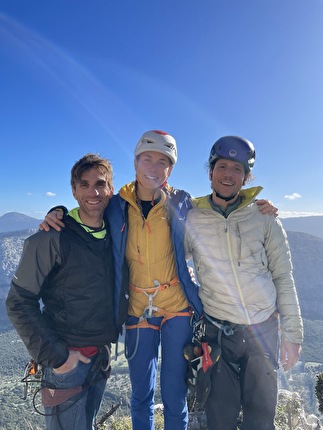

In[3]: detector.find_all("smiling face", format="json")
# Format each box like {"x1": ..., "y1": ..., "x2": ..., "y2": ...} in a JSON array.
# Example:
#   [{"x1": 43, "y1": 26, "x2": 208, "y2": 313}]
[
  {"x1": 210, "y1": 158, "x2": 246, "y2": 205},
  {"x1": 72, "y1": 167, "x2": 114, "y2": 227},
  {"x1": 134, "y1": 151, "x2": 173, "y2": 200}
]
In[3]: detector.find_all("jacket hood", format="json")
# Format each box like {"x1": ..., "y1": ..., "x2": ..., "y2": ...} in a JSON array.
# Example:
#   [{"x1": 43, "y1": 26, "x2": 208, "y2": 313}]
[{"x1": 118, "y1": 182, "x2": 136, "y2": 205}]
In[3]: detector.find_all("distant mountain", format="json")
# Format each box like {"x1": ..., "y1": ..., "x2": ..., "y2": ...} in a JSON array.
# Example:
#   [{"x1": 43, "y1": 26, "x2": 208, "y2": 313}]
[
  {"x1": 1, "y1": 212, "x2": 322, "y2": 239},
  {"x1": 0, "y1": 212, "x2": 41, "y2": 233},
  {"x1": 281, "y1": 215, "x2": 323, "y2": 240},
  {"x1": 0, "y1": 229, "x2": 36, "y2": 293},
  {"x1": 0, "y1": 226, "x2": 322, "y2": 319},
  {"x1": 287, "y1": 231, "x2": 323, "y2": 321},
  {"x1": 0, "y1": 221, "x2": 322, "y2": 305}
]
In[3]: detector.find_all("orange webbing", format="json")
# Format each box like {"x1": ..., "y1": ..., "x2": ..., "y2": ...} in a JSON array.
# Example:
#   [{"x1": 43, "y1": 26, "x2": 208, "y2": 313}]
[
  {"x1": 125, "y1": 320, "x2": 160, "y2": 330},
  {"x1": 129, "y1": 276, "x2": 179, "y2": 294},
  {"x1": 125, "y1": 307, "x2": 192, "y2": 331}
]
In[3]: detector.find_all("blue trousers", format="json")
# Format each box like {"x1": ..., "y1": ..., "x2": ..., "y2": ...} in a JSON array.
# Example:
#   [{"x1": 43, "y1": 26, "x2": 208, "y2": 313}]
[
  {"x1": 125, "y1": 312, "x2": 192, "y2": 430},
  {"x1": 42, "y1": 357, "x2": 107, "y2": 430}
]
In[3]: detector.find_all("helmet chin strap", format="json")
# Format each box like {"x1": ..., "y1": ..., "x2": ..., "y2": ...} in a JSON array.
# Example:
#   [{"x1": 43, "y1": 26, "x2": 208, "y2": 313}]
[
  {"x1": 214, "y1": 190, "x2": 239, "y2": 202},
  {"x1": 135, "y1": 176, "x2": 168, "y2": 206}
]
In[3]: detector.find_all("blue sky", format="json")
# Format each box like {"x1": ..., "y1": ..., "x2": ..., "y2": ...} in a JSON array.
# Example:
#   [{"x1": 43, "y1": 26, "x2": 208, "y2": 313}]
[{"x1": 1, "y1": 0, "x2": 323, "y2": 219}]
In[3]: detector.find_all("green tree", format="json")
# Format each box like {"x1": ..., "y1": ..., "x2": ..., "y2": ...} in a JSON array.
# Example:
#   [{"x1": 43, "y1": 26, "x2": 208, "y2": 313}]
[{"x1": 315, "y1": 372, "x2": 323, "y2": 413}]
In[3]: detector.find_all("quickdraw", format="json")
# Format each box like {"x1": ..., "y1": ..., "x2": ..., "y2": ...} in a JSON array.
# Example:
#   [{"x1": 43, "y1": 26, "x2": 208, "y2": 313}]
[
  {"x1": 21, "y1": 346, "x2": 112, "y2": 416},
  {"x1": 21, "y1": 358, "x2": 43, "y2": 401}
]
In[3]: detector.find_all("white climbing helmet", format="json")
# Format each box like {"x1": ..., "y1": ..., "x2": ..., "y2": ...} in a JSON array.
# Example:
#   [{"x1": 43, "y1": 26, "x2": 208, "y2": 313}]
[{"x1": 134, "y1": 130, "x2": 178, "y2": 165}]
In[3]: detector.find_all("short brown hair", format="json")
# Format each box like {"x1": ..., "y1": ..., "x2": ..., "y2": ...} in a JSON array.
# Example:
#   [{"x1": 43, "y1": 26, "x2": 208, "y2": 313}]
[{"x1": 70, "y1": 153, "x2": 113, "y2": 189}]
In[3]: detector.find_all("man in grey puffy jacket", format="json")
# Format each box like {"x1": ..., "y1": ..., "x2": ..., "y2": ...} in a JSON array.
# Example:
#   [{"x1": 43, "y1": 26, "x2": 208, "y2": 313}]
[{"x1": 185, "y1": 136, "x2": 303, "y2": 430}]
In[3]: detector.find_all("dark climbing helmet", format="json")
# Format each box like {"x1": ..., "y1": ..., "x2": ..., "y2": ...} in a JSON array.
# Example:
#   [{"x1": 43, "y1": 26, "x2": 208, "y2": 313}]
[{"x1": 208, "y1": 136, "x2": 256, "y2": 173}]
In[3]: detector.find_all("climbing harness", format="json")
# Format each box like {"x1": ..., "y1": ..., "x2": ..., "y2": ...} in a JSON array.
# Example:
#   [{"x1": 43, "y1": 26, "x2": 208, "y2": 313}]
[
  {"x1": 125, "y1": 277, "x2": 192, "y2": 360},
  {"x1": 204, "y1": 313, "x2": 236, "y2": 336},
  {"x1": 127, "y1": 276, "x2": 191, "y2": 329},
  {"x1": 183, "y1": 313, "x2": 238, "y2": 406},
  {"x1": 185, "y1": 312, "x2": 280, "y2": 407},
  {"x1": 21, "y1": 345, "x2": 112, "y2": 416}
]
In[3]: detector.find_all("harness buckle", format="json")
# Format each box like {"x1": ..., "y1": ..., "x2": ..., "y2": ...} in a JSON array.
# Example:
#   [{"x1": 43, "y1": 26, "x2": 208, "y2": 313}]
[{"x1": 204, "y1": 313, "x2": 236, "y2": 336}]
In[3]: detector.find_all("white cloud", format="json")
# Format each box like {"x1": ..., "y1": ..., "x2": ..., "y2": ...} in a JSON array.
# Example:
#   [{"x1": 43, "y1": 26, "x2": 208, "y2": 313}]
[
  {"x1": 279, "y1": 211, "x2": 323, "y2": 219},
  {"x1": 45, "y1": 192, "x2": 56, "y2": 197},
  {"x1": 284, "y1": 193, "x2": 301, "y2": 200}
]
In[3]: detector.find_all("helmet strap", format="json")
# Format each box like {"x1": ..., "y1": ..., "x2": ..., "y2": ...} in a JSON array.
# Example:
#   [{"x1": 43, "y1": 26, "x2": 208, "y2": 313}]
[
  {"x1": 214, "y1": 190, "x2": 239, "y2": 202},
  {"x1": 135, "y1": 177, "x2": 167, "y2": 206},
  {"x1": 150, "y1": 180, "x2": 167, "y2": 205}
]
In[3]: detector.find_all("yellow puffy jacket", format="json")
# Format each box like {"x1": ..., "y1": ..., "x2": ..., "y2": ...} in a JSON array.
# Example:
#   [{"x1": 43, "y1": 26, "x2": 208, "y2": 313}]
[{"x1": 119, "y1": 182, "x2": 188, "y2": 318}]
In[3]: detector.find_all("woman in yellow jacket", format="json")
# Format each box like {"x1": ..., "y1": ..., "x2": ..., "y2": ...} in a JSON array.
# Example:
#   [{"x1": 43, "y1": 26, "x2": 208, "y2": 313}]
[{"x1": 118, "y1": 130, "x2": 201, "y2": 430}]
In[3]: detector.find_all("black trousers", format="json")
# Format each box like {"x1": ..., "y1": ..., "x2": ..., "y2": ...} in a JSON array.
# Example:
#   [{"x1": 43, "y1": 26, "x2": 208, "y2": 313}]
[{"x1": 204, "y1": 313, "x2": 279, "y2": 430}]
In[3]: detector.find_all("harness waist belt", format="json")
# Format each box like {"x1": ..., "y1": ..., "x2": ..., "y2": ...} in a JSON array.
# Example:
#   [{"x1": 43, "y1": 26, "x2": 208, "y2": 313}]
[
  {"x1": 129, "y1": 276, "x2": 179, "y2": 293},
  {"x1": 205, "y1": 311, "x2": 278, "y2": 329}
]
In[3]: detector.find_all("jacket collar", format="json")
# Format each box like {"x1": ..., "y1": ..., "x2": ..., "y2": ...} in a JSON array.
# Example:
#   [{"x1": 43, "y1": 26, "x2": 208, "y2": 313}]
[{"x1": 192, "y1": 186, "x2": 263, "y2": 209}]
